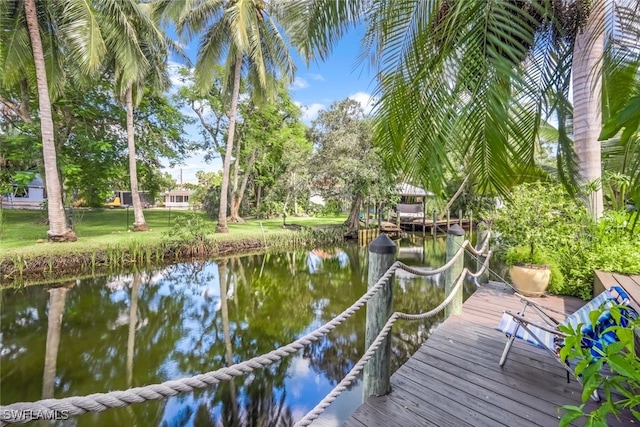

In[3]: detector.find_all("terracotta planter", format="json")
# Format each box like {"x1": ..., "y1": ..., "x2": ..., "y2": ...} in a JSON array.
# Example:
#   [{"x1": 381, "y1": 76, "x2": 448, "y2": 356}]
[{"x1": 509, "y1": 264, "x2": 551, "y2": 297}]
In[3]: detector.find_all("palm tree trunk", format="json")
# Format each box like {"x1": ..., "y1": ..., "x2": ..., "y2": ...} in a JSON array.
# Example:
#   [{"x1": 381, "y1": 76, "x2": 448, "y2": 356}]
[
  {"x1": 42, "y1": 285, "x2": 70, "y2": 398},
  {"x1": 219, "y1": 260, "x2": 240, "y2": 425},
  {"x1": 24, "y1": 0, "x2": 76, "y2": 242},
  {"x1": 126, "y1": 86, "x2": 149, "y2": 231},
  {"x1": 229, "y1": 128, "x2": 244, "y2": 223},
  {"x1": 572, "y1": 0, "x2": 604, "y2": 219},
  {"x1": 216, "y1": 56, "x2": 243, "y2": 233},
  {"x1": 126, "y1": 273, "x2": 141, "y2": 387}
]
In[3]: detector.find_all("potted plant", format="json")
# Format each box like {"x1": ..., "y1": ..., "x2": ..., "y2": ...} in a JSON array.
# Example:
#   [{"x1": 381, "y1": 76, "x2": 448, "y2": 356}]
[
  {"x1": 504, "y1": 244, "x2": 553, "y2": 297},
  {"x1": 489, "y1": 182, "x2": 574, "y2": 296}
]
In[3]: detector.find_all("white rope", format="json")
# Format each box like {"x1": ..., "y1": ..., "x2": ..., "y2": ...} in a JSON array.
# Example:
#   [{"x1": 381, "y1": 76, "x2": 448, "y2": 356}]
[
  {"x1": 469, "y1": 251, "x2": 493, "y2": 287},
  {"x1": 396, "y1": 240, "x2": 467, "y2": 276},
  {"x1": 294, "y1": 267, "x2": 469, "y2": 427}
]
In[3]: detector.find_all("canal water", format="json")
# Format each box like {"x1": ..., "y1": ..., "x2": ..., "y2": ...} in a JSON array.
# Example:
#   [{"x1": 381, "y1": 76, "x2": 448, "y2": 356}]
[{"x1": 0, "y1": 235, "x2": 482, "y2": 426}]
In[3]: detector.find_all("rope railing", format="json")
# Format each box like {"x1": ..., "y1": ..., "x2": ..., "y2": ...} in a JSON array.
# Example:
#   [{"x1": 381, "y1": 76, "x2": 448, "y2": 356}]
[
  {"x1": 295, "y1": 267, "x2": 469, "y2": 427},
  {"x1": 0, "y1": 231, "x2": 492, "y2": 426}
]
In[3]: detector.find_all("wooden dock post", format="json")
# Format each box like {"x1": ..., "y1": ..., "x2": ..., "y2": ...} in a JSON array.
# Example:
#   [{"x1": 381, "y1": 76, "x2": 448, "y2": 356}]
[
  {"x1": 475, "y1": 222, "x2": 489, "y2": 284},
  {"x1": 422, "y1": 198, "x2": 426, "y2": 237},
  {"x1": 445, "y1": 224, "x2": 465, "y2": 316},
  {"x1": 364, "y1": 233, "x2": 397, "y2": 398},
  {"x1": 432, "y1": 209, "x2": 437, "y2": 237}
]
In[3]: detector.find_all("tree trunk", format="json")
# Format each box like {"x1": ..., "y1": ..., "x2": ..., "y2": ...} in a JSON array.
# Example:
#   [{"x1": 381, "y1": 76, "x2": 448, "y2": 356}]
[
  {"x1": 441, "y1": 175, "x2": 469, "y2": 219},
  {"x1": 216, "y1": 56, "x2": 243, "y2": 233},
  {"x1": 42, "y1": 285, "x2": 70, "y2": 398},
  {"x1": 229, "y1": 131, "x2": 244, "y2": 223},
  {"x1": 256, "y1": 185, "x2": 262, "y2": 218},
  {"x1": 126, "y1": 86, "x2": 149, "y2": 231},
  {"x1": 24, "y1": 0, "x2": 76, "y2": 242},
  {"x1": 572, "y1": 0, "x2": 604, "y2": 219},
  {"x1": 344, "y1": 194, "x2": 363, "y2": 237},
  {"x1": 230, "y1": 150, "x2": 256, "y2": 222},
  {"x1": 219, "y1": 260, "x2": 240, "y2": 425},
  {"x1": 126, "y1": 273, "x2": 141, "y2": 387}
]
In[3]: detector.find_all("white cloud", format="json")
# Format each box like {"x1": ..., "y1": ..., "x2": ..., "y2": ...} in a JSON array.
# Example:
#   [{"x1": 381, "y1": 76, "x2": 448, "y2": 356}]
[
  {"x1": 292, "y1": 357, "x2": 310, "y2": 376},
  {"x1": 348, "y1": 91, "x2": 378, "y2": 115},
  {"x1": 295, "y1": 102, "x2": 325, "y2": 122},
  {"x1": 307, "y1": 73, "x2": 325, "y2": 81},
  {"x1": 167, "y1": 60, "x2": 192, "y2": 94},
  {"x1": 291, "y1": 77, "x2": 309, "y2": 90}
]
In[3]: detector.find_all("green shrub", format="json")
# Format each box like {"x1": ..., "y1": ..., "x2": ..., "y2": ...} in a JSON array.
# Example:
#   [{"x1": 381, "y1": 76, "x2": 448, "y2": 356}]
[
  {"x1": 489, "y1": 181, "x2": 589, "y2": 296},
  {"x1": 557, "y1": 211, "x2": 640, "y2": 299},
  {"x1": 489, "y1": 182, "x2": 640, "y2": 298},
  {"x1": 163, "y1": 211, "x2": 213, "y2": 245}
]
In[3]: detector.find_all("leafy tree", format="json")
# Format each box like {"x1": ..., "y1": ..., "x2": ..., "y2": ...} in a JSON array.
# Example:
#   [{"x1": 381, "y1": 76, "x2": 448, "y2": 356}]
[
  {"x1": 310, "y1": 98, "x2": 396, "y2": 235},
  {"x1": 171, "y1": 66, "x2": 228, "y2": 163},
  {"x1": 189, "y1": 170, "x2": 223, "y2": 217},
  {"x1": 235, "y1": 84, "x2": 311, "y2": 220},
  {"x1": 1, "y1": 75, "x2": 190, "y2": 208}
]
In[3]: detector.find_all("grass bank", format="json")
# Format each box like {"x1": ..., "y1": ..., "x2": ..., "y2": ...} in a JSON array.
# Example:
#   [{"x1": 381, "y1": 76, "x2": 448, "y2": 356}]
[{"x1": 0, "y1": 208, "x2": 347, "y2": 285}]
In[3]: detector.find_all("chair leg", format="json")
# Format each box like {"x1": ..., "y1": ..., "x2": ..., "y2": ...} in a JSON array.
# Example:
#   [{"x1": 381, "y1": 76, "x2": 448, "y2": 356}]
[{"x1": 500, "y1": 335, "x2": 516, "y2": 367}]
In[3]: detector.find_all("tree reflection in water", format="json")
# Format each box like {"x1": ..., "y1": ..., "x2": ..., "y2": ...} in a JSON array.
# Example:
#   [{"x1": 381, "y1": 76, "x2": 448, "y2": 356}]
[{"x1": 0, "y1": 236, "x2": 476, "y2": 426}]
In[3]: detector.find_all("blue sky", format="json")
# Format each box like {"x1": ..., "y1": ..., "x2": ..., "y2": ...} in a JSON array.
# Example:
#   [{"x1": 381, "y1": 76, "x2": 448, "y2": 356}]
[{"x1": 163, "y1": 26, "x2": 377, "y2": 184}]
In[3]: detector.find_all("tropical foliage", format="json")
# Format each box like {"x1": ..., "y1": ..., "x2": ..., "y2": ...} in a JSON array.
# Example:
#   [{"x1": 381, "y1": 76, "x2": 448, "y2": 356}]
[
  {"x1": 559, "y1": 304, "x2": 640, "y2": 426},
  {"x1": 491, "y1": 181, "x2": 640, "y2": 298},
  {"x1": 161, "y1": 0, "x2": 298, "y2": 233},
  {"x1": 286, "y1": 0, "x2": 640, "y2": 219}
]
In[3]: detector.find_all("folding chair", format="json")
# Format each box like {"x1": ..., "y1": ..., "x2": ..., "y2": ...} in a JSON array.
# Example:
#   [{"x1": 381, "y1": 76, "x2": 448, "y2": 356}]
[{"x1": 496, "y1": 286, "x2": 637, "y2": 399}]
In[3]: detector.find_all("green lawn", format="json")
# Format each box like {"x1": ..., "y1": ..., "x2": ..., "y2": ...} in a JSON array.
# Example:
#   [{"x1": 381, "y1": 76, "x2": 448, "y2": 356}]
[{"x1": 0, "y1": 208, "x2": 347, "y2": 260}]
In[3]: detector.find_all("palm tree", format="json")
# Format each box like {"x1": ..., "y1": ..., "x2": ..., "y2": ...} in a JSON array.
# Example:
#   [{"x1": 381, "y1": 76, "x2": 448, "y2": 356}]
[
  {"x1": 108, "y1": 1, "x2": 176, "y2": 232},
  {"x1": 287, "y1": 0, "x2": 639, "y2": 220},
  {"x1": 21, "y1": 0, "x2": 76, "y2": 241},
  {"x1": 572, "y1": 0, "x2": 605, "y2": 218},
  {"x1": 160, "y1": 0, "x2": 296, "y2": 233}
]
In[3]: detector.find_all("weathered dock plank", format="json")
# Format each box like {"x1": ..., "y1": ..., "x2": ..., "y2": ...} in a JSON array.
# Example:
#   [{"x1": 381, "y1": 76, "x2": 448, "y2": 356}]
[{"x1": 345, "y1": 281, "x2": 636, "y2": 426}]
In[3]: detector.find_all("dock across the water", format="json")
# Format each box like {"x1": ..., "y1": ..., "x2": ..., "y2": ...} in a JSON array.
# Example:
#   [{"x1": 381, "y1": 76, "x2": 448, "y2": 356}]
[{"x1": 345, "y1": 281, "x2": 635, "y2": 427}]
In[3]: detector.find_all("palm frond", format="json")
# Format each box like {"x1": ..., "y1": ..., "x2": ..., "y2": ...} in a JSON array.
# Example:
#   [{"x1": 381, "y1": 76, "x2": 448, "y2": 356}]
[
  {"x1": 56, "y1": 0, "x2": 106, "y2": 76},
  {"x1": 283, "y1": 0, "x2": 367, "y2": 63},
  {"x1": 194, "y1": 19, "x2": 229, "y2": 93}
]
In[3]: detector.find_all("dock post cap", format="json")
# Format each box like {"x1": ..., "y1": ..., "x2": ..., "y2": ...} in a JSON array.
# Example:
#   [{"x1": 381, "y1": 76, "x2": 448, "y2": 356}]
[
  {"x1": 447, "y1": 224, "x2": 465, "y2": 236},
  {"x1": 369, "y1": 233, "x2": 397, "y2": 254}
]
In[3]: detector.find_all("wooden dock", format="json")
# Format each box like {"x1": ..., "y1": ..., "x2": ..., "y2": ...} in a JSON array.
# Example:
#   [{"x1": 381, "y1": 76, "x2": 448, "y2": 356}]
[
  {"x1": 345, "y1": 281, "x2": 635, "y2": 427},
  {"x1": 399, "y1": 218, "x2": 473, "y2": 234}
]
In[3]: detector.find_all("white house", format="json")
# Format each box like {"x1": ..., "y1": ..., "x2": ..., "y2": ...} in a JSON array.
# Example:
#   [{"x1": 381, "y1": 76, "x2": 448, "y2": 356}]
[
  {"x1": 164, "y1": 189, "x2": 194, "y2": 209},
  {"x1": 1, "y1": 175, "x2": 46, "y2": 208}
]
